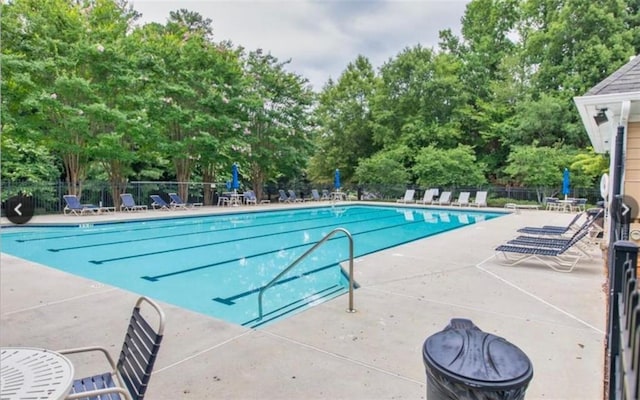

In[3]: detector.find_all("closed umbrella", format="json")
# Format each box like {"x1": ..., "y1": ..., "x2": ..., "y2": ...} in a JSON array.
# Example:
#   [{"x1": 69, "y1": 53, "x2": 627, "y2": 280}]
[
  {"x1": 334, "y1": 169, "x2": 341, "y2": 191},
  {"x1": 232, "y1": 163, "x2": 239, "y2": 192},
  {"x1": 562, "y1": 168, "x2": 570, "y2": 199}
]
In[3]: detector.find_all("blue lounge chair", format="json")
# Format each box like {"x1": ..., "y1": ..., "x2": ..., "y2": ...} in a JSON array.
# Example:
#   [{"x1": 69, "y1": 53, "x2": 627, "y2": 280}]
[
  {"x1": 120, "y1": 193, "x2": 148, "y2": 212},
  {"x1": 307, "y1": 189, "x2": 321, "y2": 202},
  {"x1": 63, "y1": 195, "x2": 98, "y2": 216},
  {"x1": 59, "y1": 296, "x2": 165, "y2": 400},
  {"x1": 244, "y1": 190, "x2": 258, "y2": 205},
  {"x1": 168, "y1": 193, "x2": 202, "y2": 209},
  {"x1": 517, "y1": 211, "x2": 592, "y2": 236},
  {"x1": 495, "y1": 229, "x2": 589, "y2": 272},
  {"x1": 278, "y1": 190, "x2": 289, "y2": 203},
  {"x1": 287, "y1": 190, "x2": 303, "y2": 203},
  {"x1": 150, "y1": 195, "x2": 170, "y2": 210}
]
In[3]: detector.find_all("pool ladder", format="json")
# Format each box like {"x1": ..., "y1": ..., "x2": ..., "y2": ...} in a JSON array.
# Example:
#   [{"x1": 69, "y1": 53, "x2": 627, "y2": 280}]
[{"x1": 257, "y1": 227, "x2": 356, "y2": 321}]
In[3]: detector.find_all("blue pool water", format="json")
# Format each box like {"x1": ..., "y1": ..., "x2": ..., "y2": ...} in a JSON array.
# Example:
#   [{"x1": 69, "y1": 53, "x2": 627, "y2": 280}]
[{"x1": 1, "y1": 205, "x2": 504, "y2": 327}]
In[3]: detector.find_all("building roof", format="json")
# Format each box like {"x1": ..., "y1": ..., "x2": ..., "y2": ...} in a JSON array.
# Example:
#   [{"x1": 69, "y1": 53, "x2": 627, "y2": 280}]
[
  {"x1": 574, "y1": 54, "x2": 640, "y2": 153},
  {"x1": 585, "y1": 55, "x2": 640, "y2": 96}
]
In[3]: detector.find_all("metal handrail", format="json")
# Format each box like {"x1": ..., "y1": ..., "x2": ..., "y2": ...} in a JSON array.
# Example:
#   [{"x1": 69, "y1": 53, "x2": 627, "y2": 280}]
[{"x1": 257, "y1": 228, "x2": 355, "y2": 320}]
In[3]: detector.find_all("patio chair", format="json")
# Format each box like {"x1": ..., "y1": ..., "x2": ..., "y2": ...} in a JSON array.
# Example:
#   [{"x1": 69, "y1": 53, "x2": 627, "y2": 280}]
[
  {"x1": 244, "y1": 190, "x2": 258, "y2": 205},
  {"x1": 149, "y1": 195, "x2": 170, "y2": 211},
  {"x1": 59, "y1": 296, "x2": 166, "y2": 400},
  {"x1": 321, "y1": 189, "x2": 331, "y2": 201},
  {"x1": 278, "y1": 190, "x2": 290, "y2": 203},
  {"x1": 516, "y1": 211, "x2": 589, "y2": 236},
  {"x1": 545, "y1": 197, "x2": 560, "y2": 211},
  {"x1": 287, "y1": 190, "x2": 304, "y2": 202},
  {"x1": 452, "y1": 192, "x2": 471, "y2": 206},
  {"x1": 168, "y1": 193, "x2": 203, "y2": 209},
  {"x1": 63, "y1": 195, "x2": 99, "y2": 216},
  {"x1": 435, "y1": 191, "x2": 452, "y2": 205},
  {"x1": 495, "y1": 229, "x2": 589, "y2": 272},
  {"x1": 417, "y1": 189, "x2": 437, "y2": 205},
  {"x1": 396, "y1": 189, "x2": 415, "y2": 203},
  {"x1": 507, "y1": 215, "x2": 601, "y2": 255},
  {"x1": 307, "y1": 189, "x2": 322, "y2": 202},
  {"x1": 120, "y1": 193, "x2": 148, "y2": 212},
  {"x1": 470, "y1": 191, "x2": 488, "y2": 207}
]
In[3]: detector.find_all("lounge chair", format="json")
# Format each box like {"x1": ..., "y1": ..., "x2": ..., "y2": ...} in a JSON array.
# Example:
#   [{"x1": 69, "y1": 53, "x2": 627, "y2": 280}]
[
  {"x1": 58, "y1": 296, "x2": 165, "y2": 400},
  {"x1": 507, "y1": 215, "x2": 601, "y2": 255},
  {"x1": 120, "y1": 193, "x2": 148, "y2": 212},
  {"x1": 63, "y1": 195, "x2": 98, "y2": 216},
  {"x1": 470, "y1": 191, "x2": 488, "y2": 207},
  {"x1": 244, "y1": 190, "x2": 258, "y2": 205},
  {"x1": 396, "y1": 189, "x2": 416, "y2": 203},
  {"x1": 495, "y1": 229, "x2": 589, "y2": 272},
  {"x1": 168, "y1": 192, "x2": 203, "y2": 209},
  {"x1": 288, "y1": 190, "x2": 303, "y2": 203},
  {"x1": 278, "y1": 190, "x2": 290, "y2": 203},
  {"x1": 435, "y1": 191, "x2": 452, "y2": 205},
  {"x1": 150, "y1": 194, "x2": 170, "y2": 210},
  {"x1": 517, "y1": 211, "x2": 587, "y2": 236},
  {"x1": 307, "y1": 189, "x2": 322, "y2": 202},
  {"x1": 417, "y1": 189, "x2": 437, "y2": 205},
  {"x1": 452, "y1": 192, "x2": 470, "y2": 206}
]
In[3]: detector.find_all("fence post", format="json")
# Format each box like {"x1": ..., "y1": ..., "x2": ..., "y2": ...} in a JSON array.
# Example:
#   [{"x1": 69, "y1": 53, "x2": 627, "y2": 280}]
[{"x1": 608, "y1": 240, "x2": 638, "y2": 400}]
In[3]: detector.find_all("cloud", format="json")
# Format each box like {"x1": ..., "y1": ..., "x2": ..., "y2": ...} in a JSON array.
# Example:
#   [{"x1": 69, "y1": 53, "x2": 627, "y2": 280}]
[{"x1": 131, "y1": 0, "x2": 470, "y2": 91}]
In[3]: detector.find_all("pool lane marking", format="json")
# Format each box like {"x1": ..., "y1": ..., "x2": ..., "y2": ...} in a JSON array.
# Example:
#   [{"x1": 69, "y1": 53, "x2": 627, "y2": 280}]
[
  {"x1": 22, "y1": 207, "x2": 377, "y2": 244},
  {"x1": 213, "y1": 263, "x2": 343, "y2": 305},
  {"x1": 45, "y1": 208, "x2": 382, "y2": 251},
  {"x1": 262, "y1": 331, "x2": 424, "y2": 385},
  {"x1": 476, "y1": 254, "x2": 604, "y2": 334},
  {"x1": 133, "y1": 217, "x2": 453, "y2": 283},
  {"x1": 138, "y1": 217, "x2": 453, "y2": 283},
  {"x1": 89, "y1": 212, "x2": 407, "y2": 265}
]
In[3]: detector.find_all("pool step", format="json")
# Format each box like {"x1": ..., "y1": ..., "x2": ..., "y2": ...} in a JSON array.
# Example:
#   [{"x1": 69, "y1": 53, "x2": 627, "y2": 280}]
[{"x1": 243, "y1": 284, "x2": 349, "y2": 329}]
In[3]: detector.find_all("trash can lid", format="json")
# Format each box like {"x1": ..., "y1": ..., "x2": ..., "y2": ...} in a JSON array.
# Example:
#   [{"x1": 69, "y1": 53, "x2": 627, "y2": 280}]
[{"x1": 423, "y1": 319, "x2": 533, "y2": 390}]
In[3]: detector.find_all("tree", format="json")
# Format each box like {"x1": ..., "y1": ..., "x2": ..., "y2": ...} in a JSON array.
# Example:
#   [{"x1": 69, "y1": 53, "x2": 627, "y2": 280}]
[
  {"x1": 413, "y1": 145, "x2": 487, "y2": 187},
  {"x1": 503, "y1": 144, "x2": 582, "y2": 201},
  {"x1": 239, "y1": 49, "x2": 315, "y2": 200},
  {"x1": 309, "y1": 55, "x2": 379, "y2": 184}
]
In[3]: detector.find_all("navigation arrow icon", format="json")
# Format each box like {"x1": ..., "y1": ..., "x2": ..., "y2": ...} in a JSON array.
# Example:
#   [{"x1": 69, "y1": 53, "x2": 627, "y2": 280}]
[{"x1": 14, "y1": 203, "x2": 22, "y2": 216}]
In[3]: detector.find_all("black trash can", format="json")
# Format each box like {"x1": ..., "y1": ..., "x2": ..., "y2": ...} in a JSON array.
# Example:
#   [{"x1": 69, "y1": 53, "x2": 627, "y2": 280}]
[{"x1": 423, "y1": 318, "x2": 533, "y2": 400}]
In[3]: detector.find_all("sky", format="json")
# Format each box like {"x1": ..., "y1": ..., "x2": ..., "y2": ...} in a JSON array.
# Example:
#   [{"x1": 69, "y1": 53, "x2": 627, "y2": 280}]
[{"x1": 131, "y1": 0, "x2": 471, "y2": 91}]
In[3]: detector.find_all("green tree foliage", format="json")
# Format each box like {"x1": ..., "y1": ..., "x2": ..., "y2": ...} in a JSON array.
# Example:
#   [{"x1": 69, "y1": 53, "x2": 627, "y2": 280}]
[
  {"x1": 413, "y1": 145, "x2": 487, "y2": 187},
  {"x1": 239, "y1": 50, "x2": 315, "y2": 200},
  {"x1": 354, "y1": 147, "x2": 411, "y2": 185},
  {"x1": 309, "y1": 55, "x2": 378, "y2": 185}
]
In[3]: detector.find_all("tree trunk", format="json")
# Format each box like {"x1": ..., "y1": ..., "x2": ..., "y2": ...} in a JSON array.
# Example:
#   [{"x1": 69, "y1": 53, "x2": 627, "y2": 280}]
[
  {"x1": 202, "y1": 163, "x2": 216, "y2": 206},
  {"x1": 174, "y1": 158, "x2": 192, "y2": 202}
]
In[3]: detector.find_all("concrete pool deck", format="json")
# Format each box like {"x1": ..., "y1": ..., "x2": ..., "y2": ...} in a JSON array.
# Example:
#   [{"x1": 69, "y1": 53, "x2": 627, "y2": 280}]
[{"x1": 1, "y1": 203, "x2": 607, "y2": 399}]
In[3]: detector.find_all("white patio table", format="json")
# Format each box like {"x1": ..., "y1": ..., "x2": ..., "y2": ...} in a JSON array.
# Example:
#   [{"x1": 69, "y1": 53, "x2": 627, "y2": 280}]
[{"x1": 1, "y1": 347, "x2": 74, "y2": 400}]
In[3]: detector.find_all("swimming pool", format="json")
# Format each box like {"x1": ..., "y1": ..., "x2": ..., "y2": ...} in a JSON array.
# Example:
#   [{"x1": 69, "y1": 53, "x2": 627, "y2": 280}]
[{"x1": 1, "y1": 205, "x2": 504, "y2": 327}]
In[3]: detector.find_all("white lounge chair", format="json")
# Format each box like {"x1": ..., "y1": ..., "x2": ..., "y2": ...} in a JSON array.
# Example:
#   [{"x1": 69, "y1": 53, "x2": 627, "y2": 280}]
[
  {"x1": 436, "y1": 191, "x2": 451, "y2": 205},
  {"x1": 396, "y1": 189, "x2": 416, "y2": 203},
  {"x1": 471, "y1": 191, "x2": 488, "y2": 207},
  {"x1": 452, "y1": 192, "x2": 470, "y2": 206},
  {"x1": 417, "y1": 189, "x2": 437, "y2": 204}
]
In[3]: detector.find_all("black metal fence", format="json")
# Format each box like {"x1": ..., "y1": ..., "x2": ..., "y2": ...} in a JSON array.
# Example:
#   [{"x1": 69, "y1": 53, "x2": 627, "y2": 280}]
[
  {"x1": 608, "y1": 241, "x2": 640, "y2": 400},
  {"x1": 0, "y1": 180, "x2": 602, "y2": 215}
]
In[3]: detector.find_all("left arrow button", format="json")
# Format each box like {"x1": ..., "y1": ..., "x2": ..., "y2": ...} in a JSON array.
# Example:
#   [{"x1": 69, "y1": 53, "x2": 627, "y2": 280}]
[{"x1": 5, "y1": 195, "x2": 34, "y2": 224}]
